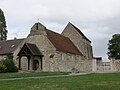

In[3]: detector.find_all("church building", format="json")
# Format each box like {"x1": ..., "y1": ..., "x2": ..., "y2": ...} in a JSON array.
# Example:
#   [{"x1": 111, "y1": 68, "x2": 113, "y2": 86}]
[{"x1": 0, "y1": 22, "x2": 93, "y2": 72}]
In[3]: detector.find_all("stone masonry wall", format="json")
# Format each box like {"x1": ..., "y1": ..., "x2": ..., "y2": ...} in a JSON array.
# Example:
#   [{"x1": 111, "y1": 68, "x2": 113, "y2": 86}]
[
  {"x1": 62, "y1": 23, "x2": 93, "y2": 60},
  {"x1": 26, "y1": 33, "x2": 56, "y2": 71},
  {"x1": 111, "y1": 59, "x2": 120, "y2": 71},
  {"x1": 0, "y1": 55, "x2": 7, "y2": 61},
  {"x1": 13, "y1": 39, "x2": 26, "y2": 67},
  {"x1": 43, "y1": 51, "x2": 92, "y2": 72}
]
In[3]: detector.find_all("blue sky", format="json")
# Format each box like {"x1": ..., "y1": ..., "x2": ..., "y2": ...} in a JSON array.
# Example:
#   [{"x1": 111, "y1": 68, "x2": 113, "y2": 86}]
[{"x1": 0, "y1": 0, "x2": 120, "y2": 60}]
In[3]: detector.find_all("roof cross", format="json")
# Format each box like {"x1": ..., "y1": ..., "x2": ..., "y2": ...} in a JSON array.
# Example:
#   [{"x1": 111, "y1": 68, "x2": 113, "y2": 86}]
[{"x1": 37, "y1": 18, "x2": 39, "y2": 22}]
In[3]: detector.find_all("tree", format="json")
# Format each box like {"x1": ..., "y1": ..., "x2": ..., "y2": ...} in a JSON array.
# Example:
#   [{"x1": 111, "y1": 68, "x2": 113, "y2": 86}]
[
  {"x1": 0, "y1": 8, "x2": 7, "y2": 40},
  {"x1": 108, "y1": 34, "x2": 120, "y2": 59}
]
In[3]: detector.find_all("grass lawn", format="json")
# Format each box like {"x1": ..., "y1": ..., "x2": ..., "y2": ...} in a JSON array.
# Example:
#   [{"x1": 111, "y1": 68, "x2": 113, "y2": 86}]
[
  {"x1": 0, "y1": 73, "x2": 120, "y2": 90},
  {"x1": 0, "y1": 72, "x2": 68, "y2": 79}
]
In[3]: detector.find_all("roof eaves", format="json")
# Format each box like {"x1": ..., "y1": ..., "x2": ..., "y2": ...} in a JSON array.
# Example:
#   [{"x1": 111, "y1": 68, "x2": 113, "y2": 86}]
[{"x1": 0, "y1": 53, "x2": 13, "y2": 55}]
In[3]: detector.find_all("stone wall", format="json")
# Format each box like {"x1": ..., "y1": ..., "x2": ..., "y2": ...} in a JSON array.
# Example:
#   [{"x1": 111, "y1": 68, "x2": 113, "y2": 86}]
[
  {"x1": 26, "y1": 34, "x2": 55, "y2": 52},
  {"x1": 62, "y1": 23, "x2": 93, "y2": 60},
  {"x1": 13, "y1": 39, "x2": 26, "y2": 67},
  {"x1": 92, "y1": 59, "x2": 120, "y2": 72},
  {"x1": 111, "y1": 59, "x2": 120, "y2": 71},
  {"x1": 92, "y1": 59, "x2": 111, "y2": 72},
  {"x1": 0, "y1": 55, "x2": 7, "y2": 61},
  {"x1": 96, "y1": 62, "x2": 111, "y2": 71},
  {"x1": 43, "y1": 51, "x2": 92, "y2": 72}
]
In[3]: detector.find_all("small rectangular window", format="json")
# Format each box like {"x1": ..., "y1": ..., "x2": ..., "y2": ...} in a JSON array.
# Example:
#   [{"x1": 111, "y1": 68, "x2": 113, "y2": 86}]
[{"x1": 36, "y1": 23, "x2": 38, "y2": 30}]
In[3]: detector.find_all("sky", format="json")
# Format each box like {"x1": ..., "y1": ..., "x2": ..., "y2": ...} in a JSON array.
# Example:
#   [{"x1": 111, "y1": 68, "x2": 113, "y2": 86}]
[{"x1": 0, "y1": 0, "x2": 120, "y2": 61}]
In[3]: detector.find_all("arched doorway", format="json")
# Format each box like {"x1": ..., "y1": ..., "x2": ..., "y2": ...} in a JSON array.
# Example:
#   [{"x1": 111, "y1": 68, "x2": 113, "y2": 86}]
[{"x1": 33, "y1": 60, "x2": 39, "y2": 70}]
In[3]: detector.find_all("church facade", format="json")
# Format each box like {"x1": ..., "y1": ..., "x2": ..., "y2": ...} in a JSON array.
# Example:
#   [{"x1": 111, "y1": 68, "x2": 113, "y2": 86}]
[{"x1": 0, "y1": 22, "x2": 93, "y2": 72}]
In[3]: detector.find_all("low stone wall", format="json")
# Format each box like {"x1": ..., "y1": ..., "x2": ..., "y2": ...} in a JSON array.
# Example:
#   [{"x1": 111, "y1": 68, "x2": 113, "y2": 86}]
[
  {"x1": 111, "y1": 59, "x2": 120, "y2": 71},
  {"x1": 58, "y1": 60, "x2": 92, "y2": 72},
  {"x1": 96, "y1": 62, "x2": 111, "y2": 71},
  {"x1": 47, "y1": 59, "x2": 92, "y2": 72},
  {"x1": 93, "y1": 59, "x2": 120, "y2": 72},
  {"x1": 92, "y1": 59, "x2": 111, "y2": 72},
  {"x1": 42, "y1": 51, "x2": 92, "y2": 72}
]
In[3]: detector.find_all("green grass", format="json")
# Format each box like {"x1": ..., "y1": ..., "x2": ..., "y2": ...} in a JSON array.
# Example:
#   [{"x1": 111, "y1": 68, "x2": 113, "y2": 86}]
[
  {"x1": 1, "y1": 73, "x2": 120, "y2": 90},
  {"x1": 0, "y1": 72, "x2": 68, "y2": 79}
]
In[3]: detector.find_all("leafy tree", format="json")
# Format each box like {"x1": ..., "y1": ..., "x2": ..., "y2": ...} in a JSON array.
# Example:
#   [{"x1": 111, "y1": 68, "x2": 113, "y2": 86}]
[
  {"x1": 0, "y1": 8, "x2": 7, "y2": 40},
  {"x1": 108, "y1": 34, "x2": 120, "y2": 59}
]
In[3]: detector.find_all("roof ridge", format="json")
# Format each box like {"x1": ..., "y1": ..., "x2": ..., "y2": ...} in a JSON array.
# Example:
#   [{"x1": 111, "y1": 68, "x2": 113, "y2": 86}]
[{"x1": 46, "y1": 29, "x2": 71, "y2": 40}]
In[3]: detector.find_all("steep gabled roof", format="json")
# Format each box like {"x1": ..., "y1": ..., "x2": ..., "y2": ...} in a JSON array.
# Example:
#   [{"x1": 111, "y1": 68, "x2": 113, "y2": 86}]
[
  {"x1": 26, "y1": 43, "x2": 42, "y2": 55},
  {"x1": 17, "y1": 43, "x2": 42, "y2": 56},
  {"x1": 69, "y1": 22, "x2": 91, "y2": 43},
  {"x1": 46, "y1": 29, "x2": 83, "y2": 55},
  {"x1": 0, "y1": 39, "x2": 25, "y2": 55}
]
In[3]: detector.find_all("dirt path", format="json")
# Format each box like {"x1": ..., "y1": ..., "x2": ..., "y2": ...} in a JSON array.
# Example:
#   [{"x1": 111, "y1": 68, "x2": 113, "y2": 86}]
[{"x1": 0, "y1": 73, "x2": 91, "y2": 81}]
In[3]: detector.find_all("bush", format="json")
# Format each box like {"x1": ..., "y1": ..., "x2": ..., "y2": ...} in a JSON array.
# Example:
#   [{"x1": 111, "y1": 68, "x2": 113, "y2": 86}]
[
  {"x1": 0, "y1": 60, "x2": 6, "y2": 73},
  {"x1": 0, "y1": 55, "x2": 18, "y2": 73},
  {"x1": 11, "y1": 66, "x2": 18, "y2": 72},
  {"x1": 3, "y1": 59, "x2": 14, "y2": 71}
]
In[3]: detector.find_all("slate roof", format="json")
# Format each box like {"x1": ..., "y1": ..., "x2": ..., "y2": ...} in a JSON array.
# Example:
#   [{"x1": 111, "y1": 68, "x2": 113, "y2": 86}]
[
  {"x1": 0, "y1": 39, "x2": 25, "y2": 55},
  {"x1": 46, "y1": 29, "x2": 83, "y2": 55}
]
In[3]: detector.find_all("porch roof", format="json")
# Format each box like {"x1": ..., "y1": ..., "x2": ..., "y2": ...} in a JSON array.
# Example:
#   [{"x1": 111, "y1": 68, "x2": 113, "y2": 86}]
[{"x1": 17, "y1": 43, "x2": 43, "y2": 56}]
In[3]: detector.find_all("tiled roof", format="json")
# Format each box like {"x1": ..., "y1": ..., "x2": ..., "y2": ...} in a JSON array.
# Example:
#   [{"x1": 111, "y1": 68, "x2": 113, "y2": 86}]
[
  {"x1": 0, "y1": 39, "x2": 25, "y2": 55},
  {"x1": 46, "y1": 29, "x2": 83, "y2": 55}
]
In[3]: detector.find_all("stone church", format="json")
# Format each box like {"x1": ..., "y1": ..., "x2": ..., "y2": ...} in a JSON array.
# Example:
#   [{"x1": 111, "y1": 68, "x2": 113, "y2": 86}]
[{"x1": 0, "y1": 22, "x2": 93, "y2": 72}]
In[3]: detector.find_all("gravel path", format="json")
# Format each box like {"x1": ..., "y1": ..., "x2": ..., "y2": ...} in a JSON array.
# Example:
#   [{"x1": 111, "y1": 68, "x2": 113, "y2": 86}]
[{"x1": 0, "y1": 72, "x2": 91, "y2": 81}]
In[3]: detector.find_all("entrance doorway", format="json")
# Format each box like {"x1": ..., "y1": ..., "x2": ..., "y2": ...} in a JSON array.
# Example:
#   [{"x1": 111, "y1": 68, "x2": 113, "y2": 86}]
[{"x1": 33, "y1": 60, "x2": 39, "y2": 70}]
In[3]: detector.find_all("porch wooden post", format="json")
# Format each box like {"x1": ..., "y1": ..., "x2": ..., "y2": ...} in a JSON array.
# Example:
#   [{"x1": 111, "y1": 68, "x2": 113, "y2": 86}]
[
  {"x1": 19, "y1": 57, "x2": 21, "y2": 70},
  {"x1": 28, "y1": 59, "x2": 30, "y2": 70},
  {"x1": 40, "y1": 57, "x2": 43, "y2": 70},
  {"x1": 28, "y1": 58, "x2": 30, "y2": 70},
  {"x1": 27, "y1": 56, "x2": 31, "y2": 70},
  {"x1": 29, "y1": 56, "x2": 33, "y2": 70},
  {"x1": 32, "y1": 56, "x2": 35, "y2": 70}
]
